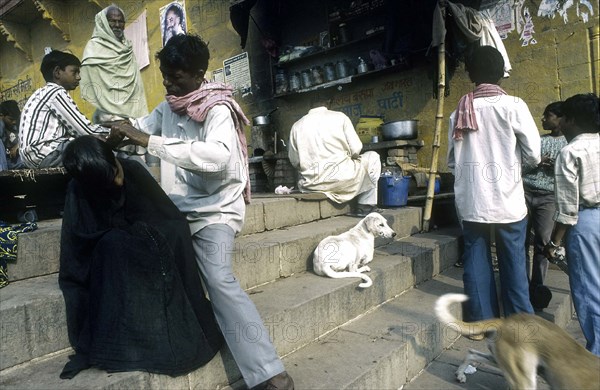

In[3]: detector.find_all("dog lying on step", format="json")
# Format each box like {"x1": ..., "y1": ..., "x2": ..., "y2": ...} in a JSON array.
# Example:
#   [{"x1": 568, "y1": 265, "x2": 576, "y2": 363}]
[
  {"x1": 312, "y1": 212, "x2": 396, "y2": 288},
  {"x1": 435, "y1": 293, "x2": 600, "y2": 389}
]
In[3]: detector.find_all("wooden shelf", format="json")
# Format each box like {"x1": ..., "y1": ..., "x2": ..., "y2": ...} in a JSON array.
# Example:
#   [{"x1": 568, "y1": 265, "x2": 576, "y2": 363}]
[
  {"x1": 273, "y1": 62, "x2": 411, "y2": 98},
  {"x1": 275, "y1": 30, "x2": 384, "y2": 67}
]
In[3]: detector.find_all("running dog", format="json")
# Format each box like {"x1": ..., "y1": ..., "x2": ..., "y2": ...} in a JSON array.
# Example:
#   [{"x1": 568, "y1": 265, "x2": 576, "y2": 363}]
[
  {"x1": 435, "y1": 293, "x2": 600, "y2": 389},
  {"x1": 312, "y1": 212, "x2": 396, "y2": 288}
]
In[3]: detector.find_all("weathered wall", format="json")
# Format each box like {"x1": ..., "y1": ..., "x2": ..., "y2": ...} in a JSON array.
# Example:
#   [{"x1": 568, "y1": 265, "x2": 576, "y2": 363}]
[{"x1": 1, "y1": 0, "x2": 598, "y2": 173}]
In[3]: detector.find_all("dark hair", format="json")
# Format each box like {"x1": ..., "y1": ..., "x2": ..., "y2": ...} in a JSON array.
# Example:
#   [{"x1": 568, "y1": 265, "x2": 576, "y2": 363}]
[
  {"x1": 561, "y1": 93, "x2": 600, "y2": 133},
  {"x1": 466, "y1": 46, "x2": 504, "y2": 84},
  {"x1": 40, "y1": 50, "x2": 81, "y2": 82},
  {"x1": 166, "y1": 3, "x2": 183, "y2": 19},
  {"x1": 543, "y1": 101, "x2": 563, "y2": 117},
  {"x1": 0, "y1": 100, "x2": 20, "y2": 119},
  {"x1": 157, "y1": 34, "x2": 209, "y2": 75},
  {"x1": 62, "y1": 136, "x2": 118, "y2": 191}
]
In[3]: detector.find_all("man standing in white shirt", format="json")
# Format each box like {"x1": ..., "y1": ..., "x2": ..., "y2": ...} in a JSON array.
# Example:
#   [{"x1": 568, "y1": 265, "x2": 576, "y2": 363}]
[
  {"x1": 19, "y1": 50, "x2": 108, "y2": 168},
  {"x1": 105, "y1": 34, "x2": 294, "y2": 390},
  {"x1": 447, "y1": 46, "x2": 540, "y2": 325},
  {"x1": 544, "y1": 93, "x2": 600, "y2": 356}
]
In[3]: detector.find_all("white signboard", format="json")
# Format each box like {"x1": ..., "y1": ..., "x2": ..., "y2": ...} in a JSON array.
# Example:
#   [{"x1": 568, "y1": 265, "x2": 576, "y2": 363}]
[{"x1": 223, "y1": 52, "x2": 252, "y2": 97}]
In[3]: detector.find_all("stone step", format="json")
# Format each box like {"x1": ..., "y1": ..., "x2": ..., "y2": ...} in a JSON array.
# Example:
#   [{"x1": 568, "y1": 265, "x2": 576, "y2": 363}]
[
  {"x1": 7, "y1": 202, "x2": 421, "y2": 285},
  {"x1": 403, "y1": 267, "x2": 575, "y2": 390},
  {"x1": 8, "y1": 259, "x2": 574, "y2": 390},
  {"x1": 281, "y1": 266, "x2": 465, "y2": 390},
  {"x1": 284, "y1": 267, "x2": 574, "y2": 390},
  {"x1": 7, "y1": 196, "x2": 417, "y2": 282},
  {"x1": 0, "y1": 229, "x2": 460, "y2": 388}
]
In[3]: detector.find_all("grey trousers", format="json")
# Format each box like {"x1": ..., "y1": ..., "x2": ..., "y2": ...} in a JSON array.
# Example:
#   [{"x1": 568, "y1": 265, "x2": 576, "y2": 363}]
[{"x1": 192, "y1": 224, "x2": 284, "y2": 388}]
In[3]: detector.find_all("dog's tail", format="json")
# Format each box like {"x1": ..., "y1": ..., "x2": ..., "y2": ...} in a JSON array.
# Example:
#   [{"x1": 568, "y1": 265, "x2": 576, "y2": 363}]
[
  {"x1": 321, "y1": 265, "x2": 373, "y2": 288},
  {"x1": 435, "y1": 293, "x2": 500, "y2": 338}
]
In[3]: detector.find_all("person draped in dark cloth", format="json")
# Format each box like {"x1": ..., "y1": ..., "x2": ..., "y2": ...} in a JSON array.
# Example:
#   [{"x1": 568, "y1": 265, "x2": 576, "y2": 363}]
[{"x1": 58, "y1": 135, "x2": 223, "y2": 379}]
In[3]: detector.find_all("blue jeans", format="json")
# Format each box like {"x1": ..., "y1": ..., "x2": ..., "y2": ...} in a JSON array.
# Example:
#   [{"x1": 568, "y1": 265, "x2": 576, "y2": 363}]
[
  {"x1": 566, "y1": 207, "x2": 600, "y2": 356},
  {"x1": 462, "y1": 218, "x2": 534, "y2": 321}
]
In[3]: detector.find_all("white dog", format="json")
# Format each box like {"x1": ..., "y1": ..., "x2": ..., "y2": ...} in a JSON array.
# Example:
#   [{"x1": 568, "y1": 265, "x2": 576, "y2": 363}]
[
  {"x1": 313, "y1": 212, "x2": 396, "y2": 288},
  {"x1": 435, "y1": 293, "x2": 600, "y2": 389}
]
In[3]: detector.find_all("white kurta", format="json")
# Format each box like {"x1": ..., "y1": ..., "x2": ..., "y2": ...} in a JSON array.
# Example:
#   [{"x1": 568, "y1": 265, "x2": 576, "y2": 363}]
[
  {"x1": 137, "y1": 103, "x2": 246, "y2": 234},
  {"x1": 288, "y1": 107, "x2": 377, "y2": 203},
  {"x1": 447, "y1": 95, "x2": 541, "y2": 223}
]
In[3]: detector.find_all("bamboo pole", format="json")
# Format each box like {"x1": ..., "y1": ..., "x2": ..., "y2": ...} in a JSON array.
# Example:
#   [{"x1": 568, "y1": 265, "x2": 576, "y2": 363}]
[{"x1": 422, "y1": 4, "x2": 446, "y2": 232}]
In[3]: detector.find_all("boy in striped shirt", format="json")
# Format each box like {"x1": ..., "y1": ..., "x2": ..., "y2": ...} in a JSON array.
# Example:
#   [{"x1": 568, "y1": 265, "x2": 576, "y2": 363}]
[{"x1": 19, "y1": 50, "x2": 108, "y2": 168}]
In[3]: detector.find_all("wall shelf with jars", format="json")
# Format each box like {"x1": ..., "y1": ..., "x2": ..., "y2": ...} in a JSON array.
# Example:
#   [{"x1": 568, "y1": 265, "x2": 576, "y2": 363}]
[{"x1": 272, "y1": 0, "x2": 390, "y2": 98}]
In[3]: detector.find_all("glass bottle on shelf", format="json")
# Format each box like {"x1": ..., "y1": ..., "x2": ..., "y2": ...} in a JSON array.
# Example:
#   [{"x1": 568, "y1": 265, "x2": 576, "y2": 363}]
[
  {"x1": 274, "y1": 68, "x2": 288, "y2": 94},
  {"x1": 289, "y1": 72, "x2": 301, "y2": 92}
]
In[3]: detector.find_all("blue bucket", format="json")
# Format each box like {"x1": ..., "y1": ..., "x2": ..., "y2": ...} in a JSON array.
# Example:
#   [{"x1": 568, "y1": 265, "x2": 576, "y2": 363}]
[{"x1": 378, "y1": 175, "x2": 411, "y2": 207}]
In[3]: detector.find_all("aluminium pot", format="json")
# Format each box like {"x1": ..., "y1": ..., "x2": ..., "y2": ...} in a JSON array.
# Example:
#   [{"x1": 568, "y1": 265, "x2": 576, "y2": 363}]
[
  {"x1": 381, "y1": 120, "x2": 418, "y2": 140},
  {"x1": 252, "y1": 107, "x2": 278, "y2": 126}
]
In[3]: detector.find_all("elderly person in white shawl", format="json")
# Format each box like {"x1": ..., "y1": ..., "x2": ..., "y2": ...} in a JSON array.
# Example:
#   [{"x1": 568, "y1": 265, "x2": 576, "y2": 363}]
[
  {"x1": 80, "y1": 5, "x2": 148, "y2": 124},
  {"x1": 288, "y1": 107, "x2": 382, "y2": 217}
]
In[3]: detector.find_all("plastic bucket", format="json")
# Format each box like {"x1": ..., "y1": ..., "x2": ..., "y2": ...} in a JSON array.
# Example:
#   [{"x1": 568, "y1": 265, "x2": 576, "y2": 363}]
[{"x1": 378, "y1": 175, "x2": 411, "y2": 207}]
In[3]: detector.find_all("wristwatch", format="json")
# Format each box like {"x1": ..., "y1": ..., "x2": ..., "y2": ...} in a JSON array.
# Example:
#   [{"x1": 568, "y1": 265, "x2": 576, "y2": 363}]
[{"x1": 548, "y1": 239, "x2": 561, "y2": 248}]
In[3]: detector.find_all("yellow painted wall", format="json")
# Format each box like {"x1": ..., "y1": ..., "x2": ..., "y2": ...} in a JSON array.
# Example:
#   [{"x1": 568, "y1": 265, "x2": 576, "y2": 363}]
[{"x1": 1, "y1": 0, "x2": 598, "y2": 174}]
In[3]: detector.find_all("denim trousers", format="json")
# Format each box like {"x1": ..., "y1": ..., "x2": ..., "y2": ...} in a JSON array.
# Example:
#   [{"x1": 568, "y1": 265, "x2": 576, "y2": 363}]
[
  {"x1": 566, "y1": 207, "x2": 600, "y2": 356},
  {"x1": 462, "y1": 218, "x2": 534, "y2": 321},
  {"x1": 192, "y1": 224, "x2": 284, "y2": 387},
  {"x1": 524, "y1": 190, "x2": 555, "y2": 286}
]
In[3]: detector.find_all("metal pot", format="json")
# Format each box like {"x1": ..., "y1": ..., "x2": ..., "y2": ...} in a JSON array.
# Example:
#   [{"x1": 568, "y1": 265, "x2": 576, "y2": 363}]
[
  {"x1": 381, "y1": 120, "x2": 418, "y2": 140},
  {"x1": 252, "y1": 108, "x2": 278, "y2": 126}
]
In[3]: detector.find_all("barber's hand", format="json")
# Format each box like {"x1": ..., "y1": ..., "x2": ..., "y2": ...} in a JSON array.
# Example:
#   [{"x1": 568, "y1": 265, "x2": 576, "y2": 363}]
[{"x1": 103, "y1": 120, "x2": 150, "y2": 148}]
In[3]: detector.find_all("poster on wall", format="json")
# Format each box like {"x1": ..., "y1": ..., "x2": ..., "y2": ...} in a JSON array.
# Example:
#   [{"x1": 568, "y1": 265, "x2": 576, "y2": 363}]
[
  {"x1": 481, "y1": 0, "x2": 515, "y2": 39},
  {"x1": 538, "y1": 0, "x2": 595, "y2": 23},
  {"x1": 160, "y1": 1, "x2": 187, "y2": 47},
  {"x1": 223, "y1": 52, "x2": 252, "y2": 97},
  {"x1": 211, "y1": 68, "x2": 225, "y2": 83}
]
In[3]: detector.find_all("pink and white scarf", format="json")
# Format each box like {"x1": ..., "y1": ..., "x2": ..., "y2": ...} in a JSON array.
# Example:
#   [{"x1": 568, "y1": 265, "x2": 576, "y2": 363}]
[
  {"x1": 166, "y1": 81, "x2": 252, "y2": 204},
  {"x1": 454, "y1": 83, "x2": 507, "y2": 140}
]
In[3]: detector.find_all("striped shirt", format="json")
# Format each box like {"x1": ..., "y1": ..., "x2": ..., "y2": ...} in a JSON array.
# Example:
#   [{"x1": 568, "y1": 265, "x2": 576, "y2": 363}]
[
  {"x1": 19, "y1": 82, "x2": 108, "y2": 168},
  {"x1": 553, "y1": 133, "x2": 600, "y2": 225}
]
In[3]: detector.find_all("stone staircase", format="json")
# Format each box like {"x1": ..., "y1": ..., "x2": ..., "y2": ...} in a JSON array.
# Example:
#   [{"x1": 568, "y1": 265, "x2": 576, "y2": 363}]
[{"x1": 0, "y1": 195, "x2": 574, "y2": 389}]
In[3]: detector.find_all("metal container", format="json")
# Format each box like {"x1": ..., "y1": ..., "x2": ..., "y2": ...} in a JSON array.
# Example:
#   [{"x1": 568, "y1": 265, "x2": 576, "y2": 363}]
[
  {"x1": 252, "y1": 108, "x2": 278, "y2": 126},
  {"x1": 357, "y1": 57, "x2": 368, "y2": 74},
  {"x1": 323, "y1": 62, "x2": 336, "y2": 82},
  {"x1": 335, "y1": 59, "x2": 350, "y2": 78},
  {"x1": 300, "y1": 69, "x2": 313, "y2": 89},
  {"x1": 381, "y1": 120, "x2": 418, "y2": 140},
  {"x1": 338, "y1": 23, "x2": 351, "y2": 44}
]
